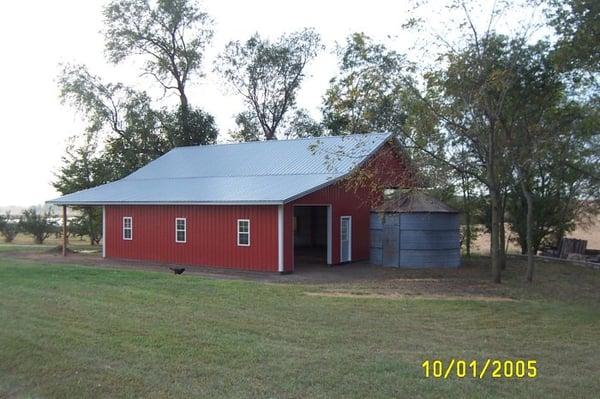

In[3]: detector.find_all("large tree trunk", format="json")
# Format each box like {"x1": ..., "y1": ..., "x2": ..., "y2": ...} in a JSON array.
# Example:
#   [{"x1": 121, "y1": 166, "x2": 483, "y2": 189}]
[
  {"x1": 520, "y1": 179, "x2": 535, "y2": 283},
  {"x1": 461, "y1": 174, "x2": 472, "y2": 257},
  {"x1": 465, "y1": 210, "x2": 472, "y2": 257},
  {"x1": 499, "y1": 193, "x2": 507, "y2": 270},
  {"x1": 499, "y1": 213, "x2": 506, "y2": 270}
]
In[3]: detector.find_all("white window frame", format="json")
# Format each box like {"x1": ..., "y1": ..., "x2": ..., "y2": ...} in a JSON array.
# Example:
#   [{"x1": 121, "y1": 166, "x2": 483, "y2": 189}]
[
  {"x1": 237, "y1": 219, "x2": 250, "y2": 246},
  {"x1": 175, "y1": 217, "x2": 187, "y2": 243},
  {"x1": 122, "y1": 217, "x2": 133, "y2": 241}
]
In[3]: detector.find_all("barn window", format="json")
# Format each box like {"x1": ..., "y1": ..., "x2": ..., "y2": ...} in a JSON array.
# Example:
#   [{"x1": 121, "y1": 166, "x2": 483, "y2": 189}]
[
  {"x1": 237, "y1": 219, "x2": 250, "y2": 246},
  {"x1": 175, "y1": 218, "x2": 186, "y2": 243},
  {"x1": 123, "y1": 217, "x2": 132, "y2": 240}
]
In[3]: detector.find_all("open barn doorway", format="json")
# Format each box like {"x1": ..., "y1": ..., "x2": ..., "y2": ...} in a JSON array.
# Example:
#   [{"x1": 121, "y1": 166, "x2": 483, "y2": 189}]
[{"x1": 293, "y1": 205, "x2": 331, "y2": 267}]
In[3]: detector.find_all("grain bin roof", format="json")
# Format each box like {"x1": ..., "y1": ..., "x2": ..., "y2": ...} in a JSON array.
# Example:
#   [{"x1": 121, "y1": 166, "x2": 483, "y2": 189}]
[
  {"x1": 48, "y1": 132, "x2": 392, "y2": 205},
  {"x1": 374, "y1": 192, "x2": 458, "y2": 213}
]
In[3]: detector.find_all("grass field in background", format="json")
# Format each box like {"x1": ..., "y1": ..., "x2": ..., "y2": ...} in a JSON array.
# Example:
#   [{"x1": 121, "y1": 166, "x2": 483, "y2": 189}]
[
  {"x1": 0, "y1": 234, "x2": 99, "y2": 254},
  {"x1": 0, "y1": 254, "x2": 598, "y2": 398},
  {"x1": 6, "y1": 233, "x2": 96, "y2": 247}
]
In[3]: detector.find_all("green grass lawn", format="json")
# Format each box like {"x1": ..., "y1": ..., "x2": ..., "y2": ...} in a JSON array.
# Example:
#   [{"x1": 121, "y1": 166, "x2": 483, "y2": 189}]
[{"x1": 0, "y1": 257, "x2": 598, "y2": 398}]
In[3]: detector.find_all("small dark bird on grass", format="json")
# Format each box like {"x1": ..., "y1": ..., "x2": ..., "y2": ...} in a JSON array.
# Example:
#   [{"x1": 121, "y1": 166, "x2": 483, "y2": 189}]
[{"x1": 169, "y1": 267, "x2": 185, "y2": 275}]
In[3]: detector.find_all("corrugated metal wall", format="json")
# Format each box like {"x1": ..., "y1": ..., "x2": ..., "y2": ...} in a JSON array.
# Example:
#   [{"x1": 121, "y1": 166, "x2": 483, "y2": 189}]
[
  {"x1": 370, "y1": 212, "x2": 461, "y2": 268},
  {"x1": 105, "y1": 205, "x2": 279, "y2": 271}
]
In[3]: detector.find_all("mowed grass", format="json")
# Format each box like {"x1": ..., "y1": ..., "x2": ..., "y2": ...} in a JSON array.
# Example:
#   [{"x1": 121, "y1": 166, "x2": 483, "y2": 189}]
[{"x1": 0, "y1": 258, "x2": 599, "y2": 398}]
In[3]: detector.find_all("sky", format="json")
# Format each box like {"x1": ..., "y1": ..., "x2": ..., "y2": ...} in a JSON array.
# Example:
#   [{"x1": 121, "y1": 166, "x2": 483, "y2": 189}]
[{"x1": 0, "y1": 0, "x2": 538, "y2": 207}]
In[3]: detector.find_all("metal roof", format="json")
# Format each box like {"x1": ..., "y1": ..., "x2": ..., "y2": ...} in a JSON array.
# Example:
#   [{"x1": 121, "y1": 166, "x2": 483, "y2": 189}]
[
  {"x1": 373, "y1": 191, "x2": 458, "y2": 213},
  {"x1": 48, "y1": 132, "x2": 392, "y2": 205}
]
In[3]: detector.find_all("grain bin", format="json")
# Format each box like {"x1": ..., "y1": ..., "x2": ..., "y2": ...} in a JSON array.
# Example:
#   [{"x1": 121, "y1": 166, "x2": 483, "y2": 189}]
[{"x1": 370, "y1": 193, "x2": 460, "y2": 268}]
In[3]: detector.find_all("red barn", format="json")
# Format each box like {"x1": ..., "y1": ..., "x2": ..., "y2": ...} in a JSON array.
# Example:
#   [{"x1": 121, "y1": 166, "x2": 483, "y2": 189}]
[{"x1": 49, "y1": 133, "x2": 412, "y2": 273}]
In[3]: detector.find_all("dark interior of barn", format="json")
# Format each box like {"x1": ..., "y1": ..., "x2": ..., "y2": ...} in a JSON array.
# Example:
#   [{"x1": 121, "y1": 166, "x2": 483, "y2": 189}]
[{"x1": 293, "y1": 206, "x2": 328, "y2": 265}]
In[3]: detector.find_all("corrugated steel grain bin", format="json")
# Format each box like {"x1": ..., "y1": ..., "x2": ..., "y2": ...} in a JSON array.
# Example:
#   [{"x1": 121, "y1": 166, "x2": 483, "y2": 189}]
[{"x1": 370, "y1": 193, "x2": 460, "y2": 268}]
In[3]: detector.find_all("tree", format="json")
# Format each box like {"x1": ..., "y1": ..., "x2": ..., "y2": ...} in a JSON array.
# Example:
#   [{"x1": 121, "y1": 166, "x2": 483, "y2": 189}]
[
  {"x1": 56, "y1": 1, "x2": 219, "y2": 220},
  {"x1": 19, "y1": 208, "x2": 57, "y2": 245},
  {"x1": 229, "y1": 111, "x2": 262, "y2": 142},
  {"x1": 497, "y1": 39, "x2": 564, "y2": 282},
  {"x1": 402, "y1": 0, "x2": 599, "y2": 283},
  {"x1": 507, "y1": 100, "x2": 600, "y2": 259},
  {"x1": 544, "y1": 0, "x2": 600, "y2": 73},
  {"x1": 58, "y1": 64, "x2": 219, "y2": 179},
  {"x1": 0, "y1": 212, "x2": 19, "y2": 243},
  {"x1": 404, "y1": 32, "x2": 525, "y2": 283},
  {"x1": 284, "y1": 109, "x2": 324, "y2": 138},
  {"x1": 217, "y1": 29, "x2": 322, "y2": 140},
  {"x1": 161, "y1": 105, "x2": 218, "y2": 147},
  {"x1": 322, "y1": 33, "x2": 409, "y2": 136},
  {"x1": 58, "y1": 64, "x2": 168, "y2": 179},
  {"x1": 53, "y1": 134, "x2": 111, "y2": 245},
  {"x1": 104, "y1": 0, "x2": 214, "y2": 112},
  {"x1": 323, "y1": 33, "x2": 451, "y2": 194},
  {"x1": 103, "y1": 0, "x2": 217, "y2": 149}
]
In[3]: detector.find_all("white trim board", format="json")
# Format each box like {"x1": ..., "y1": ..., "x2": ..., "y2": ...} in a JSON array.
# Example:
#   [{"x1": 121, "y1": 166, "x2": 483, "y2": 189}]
[{"x1": 278, "y1": 205, "x2": 284, "y2": 272}]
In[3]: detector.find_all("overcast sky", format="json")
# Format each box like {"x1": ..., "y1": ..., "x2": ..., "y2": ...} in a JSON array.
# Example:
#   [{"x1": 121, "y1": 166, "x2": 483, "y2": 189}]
[{"x1": 0, "y1": 0, "x2": 536, "y2": 207}]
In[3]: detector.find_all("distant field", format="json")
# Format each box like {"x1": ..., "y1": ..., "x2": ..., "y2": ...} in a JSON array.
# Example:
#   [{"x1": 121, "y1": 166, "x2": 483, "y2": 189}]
[
  {"x1": 0, "y1": 248, "x2": 599, "y2": 398},
  {"x1": 473, "y1": 216, "x2": 600, "y2": 254}
]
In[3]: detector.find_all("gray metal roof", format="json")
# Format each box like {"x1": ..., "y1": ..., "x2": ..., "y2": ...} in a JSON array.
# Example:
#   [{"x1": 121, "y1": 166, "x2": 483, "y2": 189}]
[{"x1": 49, "y1": 132, "x2": 392, "y2": 205}]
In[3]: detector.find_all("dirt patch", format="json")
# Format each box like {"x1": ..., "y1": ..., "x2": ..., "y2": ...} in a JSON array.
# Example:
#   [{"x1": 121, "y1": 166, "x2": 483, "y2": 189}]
[{"x1": 305, "y1": 291, "x2": 517, "y2": 302}]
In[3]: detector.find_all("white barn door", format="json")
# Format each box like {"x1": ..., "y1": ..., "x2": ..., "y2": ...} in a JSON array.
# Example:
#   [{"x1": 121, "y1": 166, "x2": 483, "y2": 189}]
[{"x1": 340, "y1": 216, "x2": 352, "y2": 263}]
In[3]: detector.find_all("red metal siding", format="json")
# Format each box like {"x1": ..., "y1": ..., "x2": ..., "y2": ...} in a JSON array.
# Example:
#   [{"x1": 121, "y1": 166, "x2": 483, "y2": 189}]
[
  {"x1": 284, "y1": 141, "x2": 413, "y2": 271},
  {"x1": 105, "y1": 205, "x2": 278, "y2": 272}
]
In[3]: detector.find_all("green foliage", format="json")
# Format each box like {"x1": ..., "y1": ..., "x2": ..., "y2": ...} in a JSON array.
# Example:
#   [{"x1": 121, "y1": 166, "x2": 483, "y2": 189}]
[
  {"x1": 507, "y1": 101, "x2": 600, "y2": 252},
  {"x1": 0, "y1": 213, "x2": 19, "y2": 243},
  {"x1": 66, "y1": 210, "x2": 103, "y2": 245},
  {"x1": 18, "y1": 209, "x2": 57, "y2": 245},
  {"x1": 161, "y1": 105, "x2": 219, "y2": 147},
  {"x1": 230, "y1": 111, "x2": 262, "y2": 142},
  {"x1": 104, "y1": 0, "x2": 213, "y2": 109},
  {"x1": 283, "y1": 109, "x2": 324, "y2": 138},
  {"x1": 217, "y1": 29, "x2": 322, "y2": 139},
  {"x1": 57, "y1": 0, "x2": 219, "y2": 198},
  {"x1": 322, "y1": 33, "x2": 410, "y2": 136},
  {"x1": 58, "y1": 65, "x2": 167, "y2": 179},
  {"x1": 53, "y1": 133, "x2": 112, "y2": 194},
  {"x1": 545, "y1": 0, "x2": 600, "y2": 73},
  {"x1": 53, "y1": 134, "x2": 109, "y2": 245}
]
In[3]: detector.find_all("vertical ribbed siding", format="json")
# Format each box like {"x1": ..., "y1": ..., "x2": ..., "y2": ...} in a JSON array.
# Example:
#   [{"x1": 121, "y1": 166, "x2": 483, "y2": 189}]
[{"x1": 105, "y1": 205, "x2": 278, "y2": 271}]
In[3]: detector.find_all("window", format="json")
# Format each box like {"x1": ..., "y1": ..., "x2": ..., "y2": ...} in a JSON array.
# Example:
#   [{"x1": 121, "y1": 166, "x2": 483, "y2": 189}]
[
  {"x1": 237, "y1": 219, "x2": 250, "y2": 246},
  {"x1": 123, "y1": 217, "x2": 132, "y2": 240},
  {"x1": 175, "y1": 218, "x2": 186, "y2": 243}
]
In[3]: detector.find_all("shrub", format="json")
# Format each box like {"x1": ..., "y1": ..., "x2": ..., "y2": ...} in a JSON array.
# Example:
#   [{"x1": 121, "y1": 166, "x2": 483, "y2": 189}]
[
  {"x1": 0, "y1": 212, "x2": 19, "y2": 243},
  {"x1": 19, "y1": 208, "x2": 57, "y2": 244}
]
